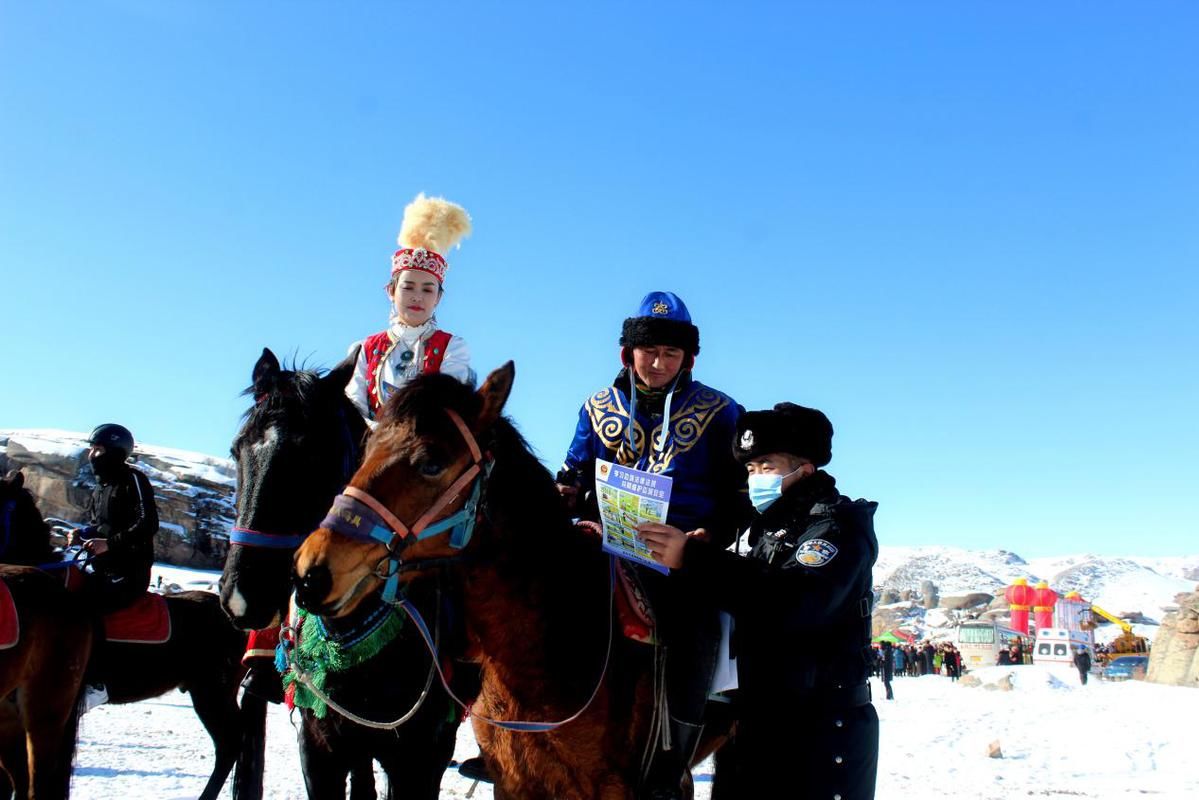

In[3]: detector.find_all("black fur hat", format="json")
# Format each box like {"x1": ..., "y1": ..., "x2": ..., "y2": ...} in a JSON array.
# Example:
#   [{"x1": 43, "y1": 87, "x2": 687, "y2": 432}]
[
  {"x1": 734, "y1": 403, "x2": 833, "y2": 467},
  {"x1": 619, "y1": 291, "x2": 701, "y2": 359}
]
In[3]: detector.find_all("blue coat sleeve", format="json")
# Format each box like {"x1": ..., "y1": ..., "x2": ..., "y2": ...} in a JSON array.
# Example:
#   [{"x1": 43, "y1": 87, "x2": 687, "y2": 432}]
[{"x1": 562, "y1": 402, "x2": 597, "y2": 475}]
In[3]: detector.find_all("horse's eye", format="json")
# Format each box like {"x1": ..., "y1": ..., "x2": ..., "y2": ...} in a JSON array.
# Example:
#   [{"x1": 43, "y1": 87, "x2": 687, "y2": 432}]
[{"x1": 418, "y1": 461, "x2": 444, "y2": 478}]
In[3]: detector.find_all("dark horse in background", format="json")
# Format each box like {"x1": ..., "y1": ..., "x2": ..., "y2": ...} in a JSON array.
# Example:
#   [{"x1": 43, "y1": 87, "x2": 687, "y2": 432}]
[
  {"x1": 0, "y1": 471, "x2": 91, "y2": 799},
  {"x1": 0, "y1": 470, "x2": 257, "y2": 800},
  {"x1": 293, "y1": 365, "x2": 730, "y2": 800},
  {"x1": 221, "y1": 348, "x2": 461, "y2": 800}
]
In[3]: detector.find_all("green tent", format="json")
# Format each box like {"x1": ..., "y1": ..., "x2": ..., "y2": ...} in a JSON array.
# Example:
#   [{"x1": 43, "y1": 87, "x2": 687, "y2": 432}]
[{"x1": 872, "y1": 631, "x2": 903, "y2": 644}]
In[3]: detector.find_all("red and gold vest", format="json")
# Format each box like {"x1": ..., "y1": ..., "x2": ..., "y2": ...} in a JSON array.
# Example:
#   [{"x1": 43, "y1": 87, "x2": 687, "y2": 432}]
[{"x1": 362, "y1": 329, "x2": 454, "y2": 417}]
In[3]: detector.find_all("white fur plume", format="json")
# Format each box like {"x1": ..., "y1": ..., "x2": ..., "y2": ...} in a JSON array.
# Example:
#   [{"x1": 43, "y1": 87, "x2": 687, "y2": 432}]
[{"x1": 397, "y1": 193, "x2": 472, "y2": 254}]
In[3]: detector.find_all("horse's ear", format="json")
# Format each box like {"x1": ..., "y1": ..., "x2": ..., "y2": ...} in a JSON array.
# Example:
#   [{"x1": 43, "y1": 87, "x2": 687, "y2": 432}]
[
  {"x1": 4, "y1": 469, "x2": 23, "y2": 489},
  {"x1": 475, "y1": 361, "x2": 515, "y2": 431},
  {"x1": 252, "y1": 348, "x2": 281, "y2": 395},
  {"x1": 321, "y1": 345, "x2": 360, "y2": 395}
]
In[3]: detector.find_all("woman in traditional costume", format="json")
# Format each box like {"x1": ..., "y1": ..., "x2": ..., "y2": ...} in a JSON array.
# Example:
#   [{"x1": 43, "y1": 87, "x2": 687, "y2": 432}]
[{"x1": 346, "y1": 193, "x2": 474, "y2": 423}]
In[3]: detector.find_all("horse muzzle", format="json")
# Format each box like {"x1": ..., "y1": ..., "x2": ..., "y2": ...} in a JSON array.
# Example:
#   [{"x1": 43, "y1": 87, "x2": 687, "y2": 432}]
[{"x1": 293, "y1": 527, "x2": 382, "y2": 617}]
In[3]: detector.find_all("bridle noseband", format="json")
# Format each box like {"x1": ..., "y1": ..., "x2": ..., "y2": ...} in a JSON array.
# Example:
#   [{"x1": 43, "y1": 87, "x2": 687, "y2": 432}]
[{"x1": 318, "y1": 408, "x2": 491, "y2": 603}]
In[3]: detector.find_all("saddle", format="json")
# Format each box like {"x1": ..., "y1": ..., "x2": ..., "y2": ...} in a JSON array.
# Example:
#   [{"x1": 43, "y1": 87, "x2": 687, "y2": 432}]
[
  {"x1": 243, "y1": 625, "x2": 280, "y2": 663},
  {"x1": 103, "y1": 593, "x2": 171, "y2": 644},
  {"x1": 572, "y1": 521, "x2": 658, "y2": 645},
  {"x1": 0, "y1": 579, "x2": 18, "y2": 650}
]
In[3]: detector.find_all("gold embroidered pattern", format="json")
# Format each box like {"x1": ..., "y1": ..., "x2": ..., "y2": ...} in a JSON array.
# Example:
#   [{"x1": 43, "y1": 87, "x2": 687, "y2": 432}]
[
  {"x1": 586, "y1": 388, "x2": 645, "y2": 465},
  {"x1": 645, "y1": 388, "x2": 728, "y2": 473},
  {"x1": 586, "y1": 386, "x2": 730, "y2": 473}
]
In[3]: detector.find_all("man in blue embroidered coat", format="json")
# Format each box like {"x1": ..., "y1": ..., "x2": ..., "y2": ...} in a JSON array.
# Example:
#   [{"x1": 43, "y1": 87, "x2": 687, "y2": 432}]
[{"x1": 558, "y1": 291, "x2": 751, "y2": 800}]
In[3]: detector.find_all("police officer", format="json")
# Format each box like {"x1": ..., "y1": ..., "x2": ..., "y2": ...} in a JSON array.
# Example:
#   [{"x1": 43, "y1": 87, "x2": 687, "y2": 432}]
[
  {"x1": 71, "y1": 423, "x2": 159, "y2": 612},
  {"x1": 639, "y1": 403, "x2": 880, "y2": 799}
]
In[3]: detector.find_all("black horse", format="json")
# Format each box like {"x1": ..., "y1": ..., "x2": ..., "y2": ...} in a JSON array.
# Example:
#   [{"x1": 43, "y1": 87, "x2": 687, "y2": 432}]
[
  {"x1": 0, "y1": 470, "x2": 254, "y2": 800},
  {"x1": 221, "y1": 348, "x2": 462, "y2": 800}
]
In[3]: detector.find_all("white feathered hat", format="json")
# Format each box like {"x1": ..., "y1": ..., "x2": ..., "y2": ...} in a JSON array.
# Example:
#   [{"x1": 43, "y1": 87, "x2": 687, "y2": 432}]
[{"x1": 390, "y1": 193, "x2": 472, "y2": 284}]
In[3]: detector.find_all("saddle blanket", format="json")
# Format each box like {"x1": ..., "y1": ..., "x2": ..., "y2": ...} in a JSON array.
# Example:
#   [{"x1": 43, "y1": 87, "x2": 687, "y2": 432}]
[
  {"x1": 104, "y1": 593, "x2": 171, "y2": 644},
  {"x1": 614, "y1": 558, "x2": 656, "y2": 645},
  {"x1": 243, "y1": 625, "x2": 280, "y2": 663},
  {"x1": 0, "y1": 580, "x2": 18, "y2": 650}
]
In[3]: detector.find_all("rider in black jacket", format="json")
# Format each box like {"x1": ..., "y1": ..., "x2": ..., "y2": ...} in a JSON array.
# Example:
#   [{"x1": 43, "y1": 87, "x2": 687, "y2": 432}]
[
  {"x1": 639, "y1": 403, "x2": 880, "y2": 799},
  {"x1": 73, "y1": 423, "x2": 159, "y2": 613}
]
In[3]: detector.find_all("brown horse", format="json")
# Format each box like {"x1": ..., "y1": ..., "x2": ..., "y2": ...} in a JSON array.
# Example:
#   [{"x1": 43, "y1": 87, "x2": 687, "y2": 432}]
[
  {"x1": 0, "y1": 471, "x2": 255, "y2": 800},
  {"x1": 0, "y1": 566, "x2": 91, "y2": 800},
  {"x1": 293, "y1": 365, "x2": 728, "y2": 800},
  {"x1": 0, "y1": 471, "x2": 91, "y2": 799}
]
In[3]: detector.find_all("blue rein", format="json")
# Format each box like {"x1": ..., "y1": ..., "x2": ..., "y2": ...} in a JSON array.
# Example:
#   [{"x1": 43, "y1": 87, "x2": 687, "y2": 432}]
[{"x1": 229, "y1": 527, "x2": 308, "y2": 549}]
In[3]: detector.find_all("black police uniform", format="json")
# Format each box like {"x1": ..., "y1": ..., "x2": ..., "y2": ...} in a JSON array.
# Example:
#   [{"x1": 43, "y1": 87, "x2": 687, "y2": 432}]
[
  {"x1": 679, "y1": 470, "x2": 879, "y2": 799},
  {"x1": 83, "y1": 463, "x2": 159, "y2": 613}
]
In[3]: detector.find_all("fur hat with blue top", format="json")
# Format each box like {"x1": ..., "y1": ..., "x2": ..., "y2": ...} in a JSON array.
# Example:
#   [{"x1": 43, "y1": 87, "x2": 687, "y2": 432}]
[
  {"x1": 734, "y1": 403, "x2": 834, "y2": 467},
  {"x1": 619, "y1": 291, "x2": 701, "y2": 367}
]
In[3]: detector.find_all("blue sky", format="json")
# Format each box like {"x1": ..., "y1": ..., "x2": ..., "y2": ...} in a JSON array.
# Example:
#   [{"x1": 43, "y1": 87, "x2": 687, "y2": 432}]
[{"x1": 2, "y1": 2, "x2": 1196, "y2": 556}]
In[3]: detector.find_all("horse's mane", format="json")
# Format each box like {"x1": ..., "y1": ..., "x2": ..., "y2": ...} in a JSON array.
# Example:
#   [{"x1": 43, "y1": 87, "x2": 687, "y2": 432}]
[
  {"x1": 381, "y1": 374, "x2": 580, "y2": 556},
  {"x1": 234, "y1": 363, "x2": 354, "y2": 452},
  {"x1": 0, "y1": 480, "x2": 54, "y2": 564},
  {"x1": 384, "y1": 375, "x2": 613, "y2": 697}
]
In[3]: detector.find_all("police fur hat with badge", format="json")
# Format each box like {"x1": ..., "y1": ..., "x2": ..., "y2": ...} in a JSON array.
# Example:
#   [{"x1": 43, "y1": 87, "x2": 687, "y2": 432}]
[
  {"x1": 619, "y1": 291, "x2": 701, "y2": 368},
  {"x1": 734, "y1": 403, "x2": 833, "y2": 467}
]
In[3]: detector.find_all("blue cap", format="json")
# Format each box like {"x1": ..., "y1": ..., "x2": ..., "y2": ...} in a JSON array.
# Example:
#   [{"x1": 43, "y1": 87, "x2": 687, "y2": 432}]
[
  {"x1": 620, "y1": 291, "x2": 701, "y2": 355},
  {"x1": 634, "y1": 291, "x2": 692, "y2": 324}
]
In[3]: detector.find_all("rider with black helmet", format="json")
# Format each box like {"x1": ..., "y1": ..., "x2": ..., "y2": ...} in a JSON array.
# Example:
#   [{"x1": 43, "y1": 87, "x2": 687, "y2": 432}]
[{"x1": 71, "y1": 423, "x2": 160, "y2": 613}]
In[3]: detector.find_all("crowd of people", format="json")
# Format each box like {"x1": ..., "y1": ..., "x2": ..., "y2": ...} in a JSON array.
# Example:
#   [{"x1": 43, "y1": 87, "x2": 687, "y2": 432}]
[{"x1": 873, "y1": 640, "x2": 963, "y2": 699}]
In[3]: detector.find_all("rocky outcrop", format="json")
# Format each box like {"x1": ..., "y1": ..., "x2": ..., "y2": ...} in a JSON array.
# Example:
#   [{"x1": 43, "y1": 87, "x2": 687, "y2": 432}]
[
  {"x1": 940, "y1": 592, "x2": 994, "y2": 611},
  {"x1": 1146, "y1": 586, "x2": 1199, "y2": 688},
  {"x1": 0, "y1": 430, "x2": 235, "y2": 570}
]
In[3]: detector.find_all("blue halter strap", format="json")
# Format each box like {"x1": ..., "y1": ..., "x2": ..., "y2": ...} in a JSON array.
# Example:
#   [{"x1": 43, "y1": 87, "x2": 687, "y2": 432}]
[{"x1": 229, "y1": 527, "x2": 307, "y2": 549}]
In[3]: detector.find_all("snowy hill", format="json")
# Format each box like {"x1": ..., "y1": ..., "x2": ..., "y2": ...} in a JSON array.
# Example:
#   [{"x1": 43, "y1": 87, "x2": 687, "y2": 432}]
[
  {"x1": 875, "y1": 545, "x2": 1196, "y2": 618},
  {"x1": 870, "y1": 546, "x2": 1197, "y2": 645}
]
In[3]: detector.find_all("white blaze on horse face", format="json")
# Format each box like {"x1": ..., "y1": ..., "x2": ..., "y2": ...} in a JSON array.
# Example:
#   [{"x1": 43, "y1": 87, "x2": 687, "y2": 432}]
[
  {"x1": 252, "y1": 425, "x2": 280, "y2": 455},
  {"x1": 225, "y1": 586, "x2": 249, "y2": 619}
]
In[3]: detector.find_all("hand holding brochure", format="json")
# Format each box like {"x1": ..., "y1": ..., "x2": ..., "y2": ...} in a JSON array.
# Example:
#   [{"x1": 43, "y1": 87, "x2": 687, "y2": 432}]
[{"x1": 594, "y1": 459, "x2": 672, "y2": 575}]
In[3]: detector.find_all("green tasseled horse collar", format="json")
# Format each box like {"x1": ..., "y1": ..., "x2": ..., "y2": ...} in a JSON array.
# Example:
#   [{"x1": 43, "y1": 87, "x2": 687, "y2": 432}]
[{"x1": 281, "y1": 603, "x2": 406, "y2": 718}]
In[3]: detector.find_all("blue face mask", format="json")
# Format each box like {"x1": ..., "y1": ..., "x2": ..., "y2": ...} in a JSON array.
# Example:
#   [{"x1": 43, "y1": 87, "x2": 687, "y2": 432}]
[{"x1": 747, "y1": 466, "x2": 804, "y2": 512}]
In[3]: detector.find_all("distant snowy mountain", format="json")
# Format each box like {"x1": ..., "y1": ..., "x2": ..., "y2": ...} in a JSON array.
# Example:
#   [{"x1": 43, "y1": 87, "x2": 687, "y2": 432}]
[{"x1": 874, "y1": 545, "x2": 1196, "y2": 618}]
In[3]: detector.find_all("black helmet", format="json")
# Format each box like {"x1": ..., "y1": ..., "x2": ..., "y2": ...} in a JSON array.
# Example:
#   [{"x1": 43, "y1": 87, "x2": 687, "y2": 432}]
[{"x1": 88, "y1": 423, "x2": 135, "y2": 461}]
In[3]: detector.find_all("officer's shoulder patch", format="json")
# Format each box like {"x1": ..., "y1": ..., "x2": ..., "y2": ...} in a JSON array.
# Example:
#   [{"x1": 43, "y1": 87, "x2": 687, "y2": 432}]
[{"x1": 794, "y1": 538, "x2": 839, "y2": 567}]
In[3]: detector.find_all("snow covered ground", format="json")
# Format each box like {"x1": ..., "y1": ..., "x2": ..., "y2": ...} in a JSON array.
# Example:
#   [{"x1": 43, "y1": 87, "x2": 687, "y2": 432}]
[
  {"x1": 69, "y1": 662, "x2": 1196, "y2": 799},
  {"x1": 57, "y1": 567, "x2": 1194, "y2": 798}
]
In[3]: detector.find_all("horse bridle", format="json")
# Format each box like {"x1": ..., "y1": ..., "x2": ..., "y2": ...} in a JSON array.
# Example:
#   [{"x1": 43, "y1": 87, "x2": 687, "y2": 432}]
[
  {"x1": 229, "y1": 404, "x2": 361, "y2": 551},
  {"x1": 318, "y1": 407, "x2": 492, "y2": 603}
]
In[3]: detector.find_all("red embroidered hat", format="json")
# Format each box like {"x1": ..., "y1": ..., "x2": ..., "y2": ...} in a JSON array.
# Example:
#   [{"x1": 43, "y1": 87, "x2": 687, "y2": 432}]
[{"x1": 390, "y1": 193, "x2": 472, "y2": 284}]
